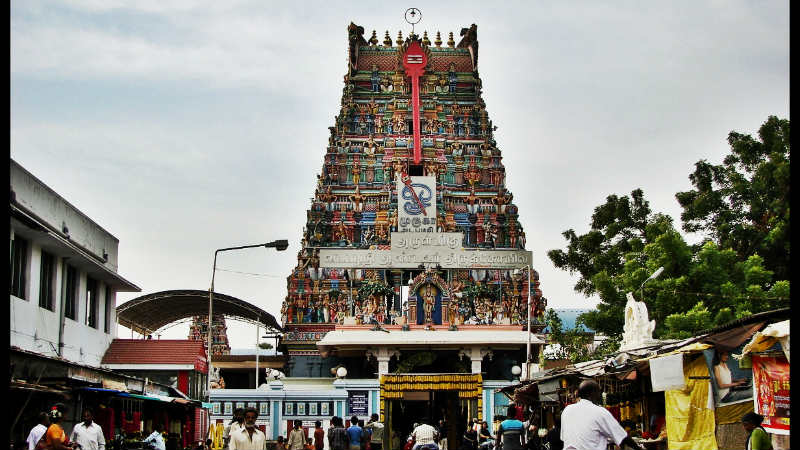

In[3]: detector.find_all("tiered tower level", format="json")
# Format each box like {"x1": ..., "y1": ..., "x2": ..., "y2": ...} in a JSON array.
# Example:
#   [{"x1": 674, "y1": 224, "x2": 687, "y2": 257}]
[
  {"x1": 281, "y1": 23, "x2": 546, "y2": 357},
  {"x1": 189, "y1": 315, "x2": 231, "y2": 356}
]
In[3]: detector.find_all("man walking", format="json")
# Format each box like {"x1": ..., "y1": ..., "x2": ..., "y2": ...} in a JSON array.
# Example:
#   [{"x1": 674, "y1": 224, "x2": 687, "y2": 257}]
[
  {"x1": 229, "y1": 408, "x2": 267, "y2": 450},
  {"x1": 70, "y1": 410, "x2": 106, "y2": 450},
  {"x1": 224, "y1": 409, "x2": 246, "y2": 450},
  {"x1": 313, "y1": 421, "x2": 325, "y2": 450},
  {"x1": 26, "y1": 412, "x2": 50, "y2": 450},
  {"x1": 365, "y1": 414, "x2": 384, "y2": 450},
  {"x1": 560, "y1": 380, "x2": 642, "y2": 450}
]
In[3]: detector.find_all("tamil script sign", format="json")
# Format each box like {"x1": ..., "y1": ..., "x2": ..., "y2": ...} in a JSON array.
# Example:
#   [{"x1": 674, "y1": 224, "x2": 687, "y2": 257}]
[{"x1": 320, "y1": 250, "x2": 531, "y2": 269}]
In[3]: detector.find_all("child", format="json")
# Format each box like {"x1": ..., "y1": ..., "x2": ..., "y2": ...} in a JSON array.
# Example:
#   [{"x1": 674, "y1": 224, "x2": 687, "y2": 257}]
[{"x1": 304, "y1": 438, "x2": 315, "y2": 450}]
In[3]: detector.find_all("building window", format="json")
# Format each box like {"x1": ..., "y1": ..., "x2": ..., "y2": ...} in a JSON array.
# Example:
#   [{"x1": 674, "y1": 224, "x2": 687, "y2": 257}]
[
  {"x1": 64, "y1": 265, "x2": 78, "y2": 320},
  {"x1": 86, "y1": 277, "x2": 98, "y2": 328},
  {"x1": 10, "y1": 236, "x2": 28, "y2": 299},
  {"x1": 104, "y1": 286, "x2": 113, "y2": 333},
  {"x1": 39, "y1": 251, "x2": 56, "y2": 310}
]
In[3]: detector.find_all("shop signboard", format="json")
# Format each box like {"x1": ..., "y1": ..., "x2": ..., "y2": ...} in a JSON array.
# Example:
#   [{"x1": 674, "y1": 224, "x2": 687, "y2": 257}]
[
  {"x1": 752, "y1": 354, "x2": 790, "y2": 435},
  {"x1": 347, "y1": 391, "x2": 368, "y2": 416}
]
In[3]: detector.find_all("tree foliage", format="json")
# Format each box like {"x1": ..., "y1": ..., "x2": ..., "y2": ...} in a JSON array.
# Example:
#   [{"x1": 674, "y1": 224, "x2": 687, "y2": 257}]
[
  {"x1": 676, "y1": 115, "x2": 790, "y2": 280},
  {"x1": 548, "y1": 116, "x2": 790, "y2": 341},
  {"x1": 544, "y1": 309, "x2": 619, "y2": 362}
]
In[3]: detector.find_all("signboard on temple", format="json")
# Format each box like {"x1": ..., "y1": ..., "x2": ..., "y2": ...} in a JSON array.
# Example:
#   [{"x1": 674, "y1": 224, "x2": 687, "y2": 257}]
[
  {"x1": 397, "y1": 175, "x2": 437, "y2": 232},
  {"x1": 347, "y1": 390, "x2": 369, "y2": 416}
]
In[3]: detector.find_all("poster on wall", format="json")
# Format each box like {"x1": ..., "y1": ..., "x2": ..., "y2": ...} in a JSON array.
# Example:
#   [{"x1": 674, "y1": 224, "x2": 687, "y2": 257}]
[
  {"x1": 309, "y1": 403, "x2": 318, "y2": 416},
  {"x1": 752, "y1": 354, "x2": 790, "y2": 435},
  {"x1": 224, "y1": 402, "x2": 233, "y2": 415},
  {"x1": 321, "y1": 402, "x2": 330, "y2": 416},
  {"x1": 704, "y1": 345, "x2": 753, "y2": 407},
  {"x1": 260, "y1": 402, "x2": 269, "y2": 416},
  {"x1": 298, "y1": 403, "x2": 306, "y2": 416}
]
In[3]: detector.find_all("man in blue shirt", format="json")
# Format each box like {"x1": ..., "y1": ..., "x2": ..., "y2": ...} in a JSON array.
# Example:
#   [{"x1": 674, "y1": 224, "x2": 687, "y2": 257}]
[
  {"x1": 346, "y1": 416, "x2": 362, "y2": 450},
  {"x1": 496, "y1": 407, "x2": 524, "y2": 450}
]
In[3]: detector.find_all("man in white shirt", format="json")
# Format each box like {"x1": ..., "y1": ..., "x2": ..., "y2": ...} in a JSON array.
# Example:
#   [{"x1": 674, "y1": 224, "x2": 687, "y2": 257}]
[
  {"x1": 70, "y1": 410, "x2": 106, "y2": 450},
  {"x1": 560, "y1": 380, "x2": 642, "y2": 450},
  {"x1": 142, "y1": 423, "x2": 166, "y2": 450},
  {"x1": 229, "y1": 407, "x2": 267, "y2": 450},
  {"x1": 224, "y1": 409, "x2": 246, "y2": 450},
  {"x1": 26, "y1": 412, "x2": 50, "y2": 450},
  {"x1": 411, "y1": 420, "x2": 439, "y2": 450}
]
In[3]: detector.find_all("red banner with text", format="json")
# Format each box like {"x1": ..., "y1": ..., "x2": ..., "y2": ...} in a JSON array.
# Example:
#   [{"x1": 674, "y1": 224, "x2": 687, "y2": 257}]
[{"x1": 752, "y1": 354, "x2": 790, "y2": 435}]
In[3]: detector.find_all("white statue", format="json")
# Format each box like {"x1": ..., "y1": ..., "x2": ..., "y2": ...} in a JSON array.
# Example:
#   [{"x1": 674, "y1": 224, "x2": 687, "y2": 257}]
[
  {"x1": 264, "y1": 368, "x2": 285, "y2": 381},
  {"x1": 619, "y1": 292, "x2": 657, "y2": 351}
]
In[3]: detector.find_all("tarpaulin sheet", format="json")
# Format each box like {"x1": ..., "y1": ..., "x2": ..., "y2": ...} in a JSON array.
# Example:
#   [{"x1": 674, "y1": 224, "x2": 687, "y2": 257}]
[
  {"x1": 665, "y1": 355, "x2": 718, "y2": 450},
  {"x1": 740, "y1": 320, "x2": 790, "y2": 362},
  {"x1": 714, "y1": 401, "x2": 753, "y2": 425}
]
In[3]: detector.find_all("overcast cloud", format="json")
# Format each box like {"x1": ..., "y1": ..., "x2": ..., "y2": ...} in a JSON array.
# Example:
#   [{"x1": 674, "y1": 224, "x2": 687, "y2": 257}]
[{"x1": 11, "y1": 1, "x2": 789, "y2": 348}]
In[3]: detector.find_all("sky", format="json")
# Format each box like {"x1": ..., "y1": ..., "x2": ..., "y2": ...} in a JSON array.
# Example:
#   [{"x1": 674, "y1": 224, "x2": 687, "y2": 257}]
[{"x1": 10, "y1": 1, "x2": 790, "y2": 349}]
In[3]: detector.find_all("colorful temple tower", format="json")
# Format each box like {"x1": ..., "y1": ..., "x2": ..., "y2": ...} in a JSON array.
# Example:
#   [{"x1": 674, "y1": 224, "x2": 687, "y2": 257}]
[
  {"x1": 189, "y1": 315, "x2": 231, "y2": 356},
  {"x1": 215, "y1": 19, "x2": 548, "y2": 444}
]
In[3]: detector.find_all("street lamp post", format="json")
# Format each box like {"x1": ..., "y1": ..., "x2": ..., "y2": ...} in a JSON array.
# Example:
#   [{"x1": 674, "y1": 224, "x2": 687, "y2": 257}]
[
  {"x1": 640, "y1": 266, "x2": 664, "y2": 302},
  {"x1": 524, "y1": 264, "x2": 532, "y2": 381},
  {"x1": 207, "y1": 240, "x2": 288, "y2": 398}
]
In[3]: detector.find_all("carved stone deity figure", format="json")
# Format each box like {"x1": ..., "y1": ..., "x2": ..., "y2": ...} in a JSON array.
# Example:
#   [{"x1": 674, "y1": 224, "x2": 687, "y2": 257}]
[
  {"x1": 350, "y1": 185, "x2": 365, "y2": 211},
  {"x1": 447, "y1": 299, "x2": 459, "y2": 325},
  {"x1": 492, "y1": 189, "x2": 513, "y2": 214},
  {"x1": 393, "y1": 115, "x2": 406, "y2": 134},
  {"x1": 371, "y1": 64, "x2": 381, "y2": 92},
  {"x1": 334, "y1": 219, "x2": 350, "y2": 243},
  {"x1": 330, "y1": 297, "x2": 339, "y2": 322},
  {"x1": 620, "y1": 292, "x2": 657, "y2": 351},
  {"x1": 421, "y1": 284, "x2": 436, "y2": 324},
  {"x1": 321, "y1": 294, "x2": 330, "y2": 322},
  {"x1": 381, "y1": 76, "x2": 393, "y2": 93}
]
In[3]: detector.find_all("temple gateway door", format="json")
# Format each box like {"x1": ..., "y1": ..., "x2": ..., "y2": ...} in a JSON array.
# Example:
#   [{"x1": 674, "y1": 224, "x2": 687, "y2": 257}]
[{"x1": 381, "y1": 374, "x2": 483, "y2": 450}]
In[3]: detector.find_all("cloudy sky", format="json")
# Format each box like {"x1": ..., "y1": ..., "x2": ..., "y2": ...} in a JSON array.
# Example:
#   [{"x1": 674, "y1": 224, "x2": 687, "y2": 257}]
[{"x1": 11, "y1": 1, "x2": 789, "y2": 348}]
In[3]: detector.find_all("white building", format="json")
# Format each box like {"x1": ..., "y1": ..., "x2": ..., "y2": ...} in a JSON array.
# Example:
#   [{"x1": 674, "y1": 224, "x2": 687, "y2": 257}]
[{"x1": 10, "y1": 158, "x2": 140, "y2": 367}]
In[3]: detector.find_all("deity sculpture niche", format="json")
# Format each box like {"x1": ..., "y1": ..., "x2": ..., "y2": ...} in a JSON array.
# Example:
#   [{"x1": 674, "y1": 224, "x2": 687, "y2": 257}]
[{"x1": 419, "y1": 284, "x2": 438, "y2": 325}]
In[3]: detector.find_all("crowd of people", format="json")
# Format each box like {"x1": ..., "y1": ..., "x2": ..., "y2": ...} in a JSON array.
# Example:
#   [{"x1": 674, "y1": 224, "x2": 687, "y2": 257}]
[{"x1": 27, "y1": 388, "x2": 772, "y2": 450}]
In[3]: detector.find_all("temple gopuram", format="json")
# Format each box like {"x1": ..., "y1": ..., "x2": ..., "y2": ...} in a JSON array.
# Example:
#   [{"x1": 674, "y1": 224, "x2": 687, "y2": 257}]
[{"x1": 209, "y1": 18, "x2": 547, "y2": 447}]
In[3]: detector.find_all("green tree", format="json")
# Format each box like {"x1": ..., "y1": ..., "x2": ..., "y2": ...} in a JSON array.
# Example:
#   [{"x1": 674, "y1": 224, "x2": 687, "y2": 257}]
[
  {"x1": 549, "y1": 116, "x2": 790, "y2": 340},
  {"x1": 676, "y1": 115, "x2": 790, "y2": 280}
]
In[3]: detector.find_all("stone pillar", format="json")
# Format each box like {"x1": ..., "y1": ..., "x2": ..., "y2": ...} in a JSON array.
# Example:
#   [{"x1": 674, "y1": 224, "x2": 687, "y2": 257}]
[
  {"x1": 460, "y1": 347, "x2": 493, "y2": 374},
  {"x1": 367, "y1": 348, "x2": 400, "y2": 376}
]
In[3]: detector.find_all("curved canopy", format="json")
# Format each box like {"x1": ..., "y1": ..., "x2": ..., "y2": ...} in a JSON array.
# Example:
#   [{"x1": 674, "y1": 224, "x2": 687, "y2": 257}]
[{"x1": 117, "y1": 289, "x2": 282, "y2": 335}]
